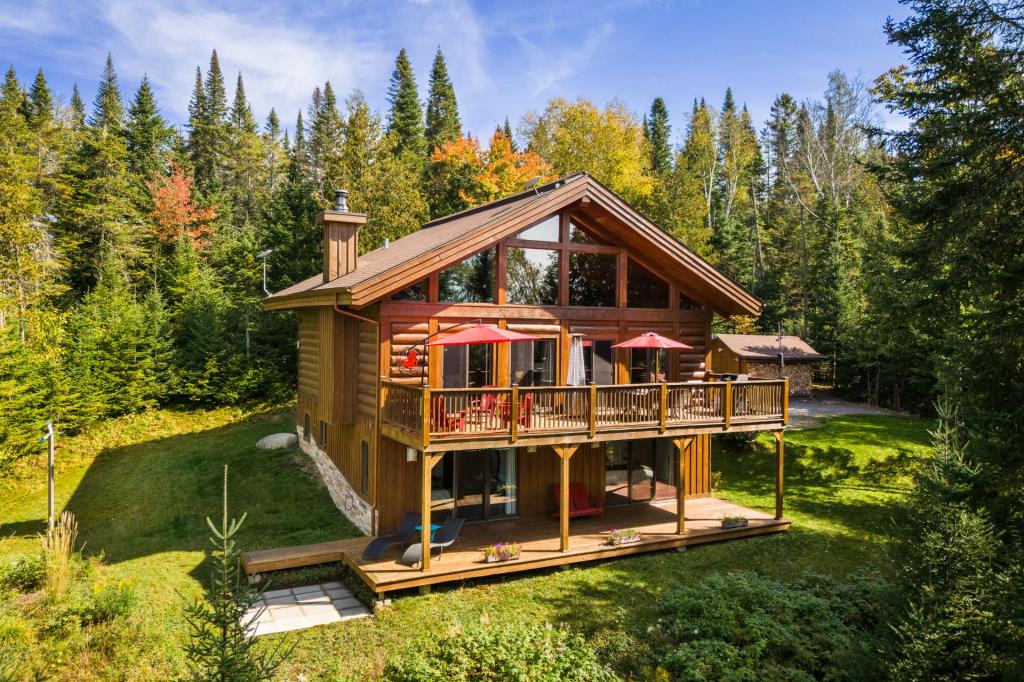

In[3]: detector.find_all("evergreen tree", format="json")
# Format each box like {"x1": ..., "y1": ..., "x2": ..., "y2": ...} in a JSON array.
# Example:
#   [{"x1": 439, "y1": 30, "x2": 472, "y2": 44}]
[
  {"x1": 289, "y1": 110, "x2": 309, "y2": 181},
  {"x1": 69, "y1": 83, "x2": 86, "y2": 129},
  {"x1": 182, "y1": 465, "x2": 291, "y2": 679},
  {"x1": 386, "y1": 48, "x2": 425, "y2": 158},
  {"x1": 125, "y1": 75, "x2": 172, "y2": 180},
  {"x1": 425, "y1": 47, "x2": 461, "y2": 152},
  {"x1": 645, "y1": 97, "x2": 671, "y2": 174},
  {"x1": 502, "y1": 116, "x2": 515, "y2": 151},
  {"x1": 307, "y1": 80, "x2": 344, "y2": 202},
  {"x1": 189, "y1": 50, "x2": 229, "y2": 193},
  {"x1": 89, "y1": 53, "x2": 124, "y2": 132},
  {"x1": 25, "y1": 68, "x2": 53, "y2": 127}
]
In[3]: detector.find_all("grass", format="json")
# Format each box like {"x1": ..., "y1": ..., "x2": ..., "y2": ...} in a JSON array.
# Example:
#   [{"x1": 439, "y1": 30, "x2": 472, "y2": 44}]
[{"x1": 0, "y1": 407, "x2": 932, "y2": 680}]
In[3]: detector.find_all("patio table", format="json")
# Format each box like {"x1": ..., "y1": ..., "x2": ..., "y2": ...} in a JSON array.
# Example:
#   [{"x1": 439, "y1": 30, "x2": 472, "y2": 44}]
[{"x1": 414, "y1": 523, "x2": 442, "y2": 541}]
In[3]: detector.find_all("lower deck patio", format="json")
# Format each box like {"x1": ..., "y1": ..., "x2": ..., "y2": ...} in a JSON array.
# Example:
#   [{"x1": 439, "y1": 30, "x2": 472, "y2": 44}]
[{"x1": 336, "y1": 497, "x2": 789, "y2": 597}]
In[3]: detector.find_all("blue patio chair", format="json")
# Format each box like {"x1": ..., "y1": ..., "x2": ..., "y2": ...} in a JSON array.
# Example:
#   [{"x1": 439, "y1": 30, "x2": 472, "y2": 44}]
[
  {"x1": 361, "y1": 511, "x2": 421, "y2": 562},
  {"x1": 398, "y1": 516, "x2": 465, "y2": 567}
]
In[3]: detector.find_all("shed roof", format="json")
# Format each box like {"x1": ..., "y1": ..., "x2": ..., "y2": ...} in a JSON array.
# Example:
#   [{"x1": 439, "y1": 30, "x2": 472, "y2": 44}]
[
  {"x1": 713, "y1": 334, "x2": 825, "y2": 361},
  {"x1": 265, "y1": 173, "x2": 762, "y2": 316}
]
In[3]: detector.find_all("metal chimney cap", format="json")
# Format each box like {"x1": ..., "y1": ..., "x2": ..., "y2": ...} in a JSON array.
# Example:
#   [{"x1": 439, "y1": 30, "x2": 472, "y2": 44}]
[{"x1": 333, "y1": 189, "x2": 350, "y2": 212}]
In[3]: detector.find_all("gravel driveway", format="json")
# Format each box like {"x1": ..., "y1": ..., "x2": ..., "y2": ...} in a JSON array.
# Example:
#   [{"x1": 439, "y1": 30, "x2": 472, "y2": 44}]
[{"x1": 787, "y1": 391, "x2": 903, "y2": 429}]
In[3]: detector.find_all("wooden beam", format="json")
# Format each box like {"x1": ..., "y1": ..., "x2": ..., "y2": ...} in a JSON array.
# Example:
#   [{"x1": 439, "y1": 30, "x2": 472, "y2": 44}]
[
  {"x1": 553, "y1": 445, "x2": 579, "y2": 552},
  {"x1": 724, "y1": 381, "x2": 732, "y2": 430},
  {"x1": 420, "y1": 453, "x2": 443, "y2": 571},
  {"x1": 774, "y1": 431, "x2": 784, "y2": 520},
  {"x1": 782, "y1": 379, "x2": 790, "y2": 425},
  {"x1": 674, "y1": 437, "x2": 694, "y2": 534}
]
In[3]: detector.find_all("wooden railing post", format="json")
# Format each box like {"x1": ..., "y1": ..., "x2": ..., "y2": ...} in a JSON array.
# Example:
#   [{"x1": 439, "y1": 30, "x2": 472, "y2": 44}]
[
  {"x1": 420, "y1": 387, "x2": 431, "y2": 450},
  {"x1": 774, "y1": 431, "x2": 785, "y2": 519},
  {"x1": 782, "y1": 378, "x2": 789, "y2": 424},
  {"x1": 724, "y1": 381, "x2": 732, "y2": 430},
  {"x1": 380, "y1": 379, "x2": 389, "y2": 418},
  {"x1": 510, "y1": 385, "x2": 519, "y2": 442},
  {"x1": 659, "y1": 382, "x2": 668, "y2": 433},
  {"x1": 588, "y1": 384, "x2": 597, "y2": 438}
]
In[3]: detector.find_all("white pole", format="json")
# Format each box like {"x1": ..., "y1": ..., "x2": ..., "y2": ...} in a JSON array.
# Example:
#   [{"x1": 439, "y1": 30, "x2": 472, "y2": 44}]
[{"x1": 43, "y1": 421, "x2": 54, "y2": 531}]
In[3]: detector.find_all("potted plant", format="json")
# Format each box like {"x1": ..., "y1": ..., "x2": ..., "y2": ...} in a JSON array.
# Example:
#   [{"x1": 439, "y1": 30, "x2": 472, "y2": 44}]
[
  {"x1": 721, "y1": 515, "x2": 748, "y2": 529},
  {"x1": 482, "y1": 542, "x2": 522, "y2": 563},
  {"x1": 607, "y1": 528, "x2": 642, "y2": 546}
]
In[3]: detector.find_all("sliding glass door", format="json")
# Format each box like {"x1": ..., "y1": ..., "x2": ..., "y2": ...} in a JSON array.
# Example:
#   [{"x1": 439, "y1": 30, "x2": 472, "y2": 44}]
[
  {"x1": 604, "y1": 438, "x2": 674, "y2": 506},
  {"x1": 430, "y1": 449, "x2": 517, "y2": 523}
]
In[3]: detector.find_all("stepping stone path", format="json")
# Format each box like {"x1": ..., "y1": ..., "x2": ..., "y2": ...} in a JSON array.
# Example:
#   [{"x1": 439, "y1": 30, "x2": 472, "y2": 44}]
[{"x1": 244, "y1": 582, "x2": 370, "y2": 636}]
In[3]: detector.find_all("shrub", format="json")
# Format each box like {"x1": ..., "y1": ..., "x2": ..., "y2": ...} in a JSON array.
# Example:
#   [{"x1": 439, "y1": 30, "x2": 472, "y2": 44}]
[
  {"x1": 0, "y1": 555, "x2": 45, "y2": 592},
  {"x1": 41, "y1": 511, "x2": 80, "y2": 600},
  {"x1": 642, "y1": 571, "x2": 882, "y2": 680},
  {"x1": 79, "y1": 580, "x2": 138, "y2": 625},
  {"x1": 383, "y1": 621, "x2": 617, "y2": 682}
]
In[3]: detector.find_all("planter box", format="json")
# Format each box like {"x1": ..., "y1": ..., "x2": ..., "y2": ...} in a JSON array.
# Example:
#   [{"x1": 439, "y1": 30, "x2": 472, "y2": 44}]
[
  {"x1": 484, "y1": 552, "x2": 520, "y2": 563},
  {"x1": 721, "y1": 518, "x2": 749, "y2": 529},
  {"x1": 608, "y1": 534, "x2": 642, "y2": 547}
]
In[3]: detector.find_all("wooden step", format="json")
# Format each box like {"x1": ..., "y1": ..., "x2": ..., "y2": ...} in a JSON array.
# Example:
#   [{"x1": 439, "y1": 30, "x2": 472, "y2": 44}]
[{"x1": 241, "y1": 539, "x2": 352, "y2": 576}]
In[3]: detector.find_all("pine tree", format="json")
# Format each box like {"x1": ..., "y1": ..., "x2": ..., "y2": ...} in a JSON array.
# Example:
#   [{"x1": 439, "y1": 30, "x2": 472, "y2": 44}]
[
  {"x1": 645, "y1": 97, "x2": 671, "y2": 175},
  {"x1": 225, "y1": 73, "x2": 266, "y2": 223},
  {"x1": 89, "y1": 53, "x2": 124, "y2": 132},
  {"x1": 425, "y1": 47, "x2": 461, "y2": 153},
  {"x1": 307, "y1": 81, "x2": 344, "y2": 202},
  {"x1": 188, "y1": 50, "x2": 229, "y2": 193},
  {"x1": 126, "y1": 75, "x2": 172, "y2": 180},
  {"x1": 69, "y1": 84, "x2": 86, "y2": 129},
  {"x1": 289, "y1": 110, "x2": 309, "y2": 181},
  {"x1": 386, "y1": 48, "x2": 425, "y2": 158},
  {"x1": 25, "y1": 68, "x2": 53, "y2": 127},
  {"x1": 182, "y1": 465, "x2": 291, "y2": 679},
  {"x1": 502, "y1": 117, "x2": 515, "y2": 152}
]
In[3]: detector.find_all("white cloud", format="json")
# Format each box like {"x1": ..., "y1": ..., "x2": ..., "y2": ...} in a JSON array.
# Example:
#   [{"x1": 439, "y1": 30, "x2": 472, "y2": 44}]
[{"x1": 514, "y1": 21, "x2": 614, "y2": 97}]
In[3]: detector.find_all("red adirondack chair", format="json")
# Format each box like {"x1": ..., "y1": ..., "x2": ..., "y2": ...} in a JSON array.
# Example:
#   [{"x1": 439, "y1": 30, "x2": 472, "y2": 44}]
[{"x1": 551, "y1": 482, "x2": 603, "y2": 519}]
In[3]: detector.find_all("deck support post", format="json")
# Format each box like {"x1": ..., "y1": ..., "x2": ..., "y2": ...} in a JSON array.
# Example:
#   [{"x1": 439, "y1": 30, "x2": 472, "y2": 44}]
[
  {"x1": 674, "y1": 437, "x2": 694, "y2": 535},
  {"x1": 773, "y1": 431, "x2": 784, "y2": 520},
  {"x1": 420, "y1": 453, "x2": 443, "y2": 571},
  {"x1": 554, "y1": 445, "x2": 579, "y2": 552}
]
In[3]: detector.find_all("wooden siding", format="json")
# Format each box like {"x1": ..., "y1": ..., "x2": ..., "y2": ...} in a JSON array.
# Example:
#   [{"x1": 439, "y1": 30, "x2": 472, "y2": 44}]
[{"x1": 297, "y1": 310, "x2": 319, "y2": 399}]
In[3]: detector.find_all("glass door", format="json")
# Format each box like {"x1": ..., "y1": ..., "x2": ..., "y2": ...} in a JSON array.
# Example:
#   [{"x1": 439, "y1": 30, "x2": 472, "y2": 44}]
[
  {"x1": 654, "y1": 439, "x2": 677, "y2": 500},
  {"x1": 433, "y1": 449, "x2": 518, "y2": 522},
  {"x1": 604, "y1": 443, "x2": 630, "y2": 507},
  {"x1": 487, "y1": 449, "x2": 517, "y2": 519},
  {"x1": 455, "y1": 453, "x2": 486, "y2": 522},
  {"x1": 630, "y1": 439, "x2": 655, "y2": 503}
]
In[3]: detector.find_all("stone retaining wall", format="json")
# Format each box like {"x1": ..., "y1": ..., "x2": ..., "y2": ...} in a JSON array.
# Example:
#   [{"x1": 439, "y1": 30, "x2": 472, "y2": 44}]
[{"x1": 296, "y1": 426, "x2": 374, "y2": 535}]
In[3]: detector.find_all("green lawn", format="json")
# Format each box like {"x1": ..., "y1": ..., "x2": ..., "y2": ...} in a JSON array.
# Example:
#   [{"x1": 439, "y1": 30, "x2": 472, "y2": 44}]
[{"x1": 0, "y1": 407, "x2": 931, "y2": 680}]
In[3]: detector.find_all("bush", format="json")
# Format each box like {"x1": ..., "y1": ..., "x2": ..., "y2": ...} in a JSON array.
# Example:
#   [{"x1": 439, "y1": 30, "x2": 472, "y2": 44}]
[
  {"x1": 0, "y1": 555, "x2": 45, "y2": 592},
  {"x1": 79, "y1": 580, "x2": 138, "y2": 625},
  {"x1": 383, "y1": 621, "x2": 617, "y2": 682},
  {"x1": 642, "y1": 571, "x2": 882, "y2": 680}
]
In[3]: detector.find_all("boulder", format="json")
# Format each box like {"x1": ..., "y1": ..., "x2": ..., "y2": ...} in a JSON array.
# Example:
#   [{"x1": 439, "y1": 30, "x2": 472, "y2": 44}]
[{"x1": 256, "y1": 432, "x2": 298, "y2": 449}]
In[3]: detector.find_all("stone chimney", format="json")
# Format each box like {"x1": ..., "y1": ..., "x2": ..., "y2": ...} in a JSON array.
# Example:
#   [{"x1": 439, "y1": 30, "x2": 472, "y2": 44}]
[{"x1": 320, "y1": 189, "x2": 367, "y2": 283}]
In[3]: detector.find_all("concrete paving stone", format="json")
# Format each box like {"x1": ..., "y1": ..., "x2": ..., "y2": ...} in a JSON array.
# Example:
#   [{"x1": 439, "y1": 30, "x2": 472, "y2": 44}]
[
  {"x1": 267, "y1": 604, "x2": 304, "y2": 620},
  {"x1": 296, "y1": 593, "x2": 330, "y2": 604},
  {"x1": 292, "y1": 585, "x2": 323, "y2": 596},
  {"x1": 324, "y1": 587, "x2": 352, "y2": 599},
  {"x1": 265, "y1": 593, "x2": 296, "y2": 605},
  {"x1": 272, "y1": 615, "x2": 312, "y2": 633},
  {"x1": 331, "y1": 597, "x2": 362, "y2": 610},
  {"x1": 320, "y1": 581, "x2": 344, "y2": 589},
  {"x1": 340, "y1": 606, "x2": 370, "y2": 618},
  {"x1": 305, "y1": 610, "x2": 343, "y2": 626},
  {"x1": 262, "y1": 588, "x2": 292, "y2": 599},
  {"x1": 299, "y1": 603, "x2": 338, "y2": 618}
]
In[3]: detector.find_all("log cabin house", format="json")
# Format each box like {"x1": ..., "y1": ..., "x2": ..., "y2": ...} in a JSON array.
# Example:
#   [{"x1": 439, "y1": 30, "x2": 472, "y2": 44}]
[{"x1": 258, "y1": 173, "x2": 790, "y2": 596}]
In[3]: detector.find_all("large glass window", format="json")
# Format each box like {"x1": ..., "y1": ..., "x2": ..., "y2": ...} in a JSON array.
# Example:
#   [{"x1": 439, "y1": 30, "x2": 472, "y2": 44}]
[
  {"x1": 511, "y1": 338, "x2": 557, "y2": 386},
  {"x1": 627, "y1": 260, "x2": 669, "y2": 308},
  {"x1": 430, "y1": 449, "x2": 516, "y2": 523},
  {"x1": 630, "y1": 348, "x2": 669, "y2": 383},
  {"x1": 583, "y1": 340, "x2": 614, "y2": 385},
  {"x1": 391, "y1": 278, "x2": 428, "y2": 301},
  {"x1": 569, "y1": 219, "x2": 600, "y2": 244},
  {"x1": 515, "y1": 214, "x2": 560, "y2": 242},
  {"x1": 507, "y1": 248, "x2": 559, "y2": 305},
  {"x1": 442, "y1": 344, "x2": 493, "y2": 387},
  {"x1": 569, "y1": 252, "x2": 617, "y2": 307},
  {"x1": 604, "y1": 439, "x2": 662, "y2": 507},
  {"x1": 439, "y1": 248, "x2": 496, "y2": 303}
]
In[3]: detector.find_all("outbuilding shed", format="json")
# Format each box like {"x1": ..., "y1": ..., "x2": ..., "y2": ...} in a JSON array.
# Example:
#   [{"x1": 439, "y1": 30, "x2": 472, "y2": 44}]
[{"x1": 711, "y1": 334, "x2": 825, "y2": 397}]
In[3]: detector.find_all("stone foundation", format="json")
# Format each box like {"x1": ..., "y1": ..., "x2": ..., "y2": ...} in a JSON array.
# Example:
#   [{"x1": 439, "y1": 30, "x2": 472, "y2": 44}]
[
  {"x1": 746, "y1": 361, "x2": 815, "y2": 397},
  {"x1": 296, "y1": 426, "x2": 374, "y2": 535}
]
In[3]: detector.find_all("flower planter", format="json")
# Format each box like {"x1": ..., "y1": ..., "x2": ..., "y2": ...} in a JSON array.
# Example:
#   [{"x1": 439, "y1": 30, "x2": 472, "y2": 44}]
[
  {"x1": 721, "y1": 517, "x2": 748, "y2": 529},
  {"x1": 482, "y1": 542, "x2": 521, "y2": 563},
  {"x1": 484, "y1": 552, "x2": 520, "y2": 563},
  {"x1": 607, "y1": 529, "x2": 642, "y2": 546}
]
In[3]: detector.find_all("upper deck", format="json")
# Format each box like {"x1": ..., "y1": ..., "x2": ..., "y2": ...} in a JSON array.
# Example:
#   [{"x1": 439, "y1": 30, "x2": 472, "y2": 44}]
[{"x1": 381, "y1": 378, "x2": 788, "y2": 451}]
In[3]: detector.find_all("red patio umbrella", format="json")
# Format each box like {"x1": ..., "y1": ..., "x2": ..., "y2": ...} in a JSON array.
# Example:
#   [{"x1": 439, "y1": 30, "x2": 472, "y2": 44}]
[
  {"x1": 613, "y1": 332, "x2": 694, "y2": 381},
  {"x1": 426, "y1": 324, "x2": 537, "y2": 346}
]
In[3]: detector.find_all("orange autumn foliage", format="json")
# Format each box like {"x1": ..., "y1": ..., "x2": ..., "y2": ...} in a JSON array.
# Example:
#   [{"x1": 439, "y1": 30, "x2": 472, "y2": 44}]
[
  {"x1": 431, "y1": 130, "x2": 552, "y2": 207},
  {"x1": 148, "y1": 163, "x2": 217, "y2": 248}
]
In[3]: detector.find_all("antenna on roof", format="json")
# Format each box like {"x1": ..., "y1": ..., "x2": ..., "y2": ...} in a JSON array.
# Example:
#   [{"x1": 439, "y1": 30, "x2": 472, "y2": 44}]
[{"x1": 524, "y1": 176, "x2": 542, "y2": 196}]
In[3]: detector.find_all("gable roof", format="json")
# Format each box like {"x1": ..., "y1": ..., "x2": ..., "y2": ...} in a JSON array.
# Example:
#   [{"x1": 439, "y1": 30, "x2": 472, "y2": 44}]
[
  {"x1": 713, "y1": 334, "x2": 825, "y2": 361},
  {"x1": 265, "y1": 173, "x2": 761, "y2": 316}
]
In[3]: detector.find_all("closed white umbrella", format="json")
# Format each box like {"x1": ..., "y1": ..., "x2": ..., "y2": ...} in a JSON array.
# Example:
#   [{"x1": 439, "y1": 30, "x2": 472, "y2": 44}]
[{"x1": 567, "y1": 334, "x2": 587, "y2": 386}]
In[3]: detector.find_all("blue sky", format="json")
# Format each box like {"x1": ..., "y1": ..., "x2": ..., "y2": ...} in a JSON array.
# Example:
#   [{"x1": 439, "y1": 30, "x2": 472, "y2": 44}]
[{"x1": 1, "y1": 1, "x2": 910, "y2": 141}]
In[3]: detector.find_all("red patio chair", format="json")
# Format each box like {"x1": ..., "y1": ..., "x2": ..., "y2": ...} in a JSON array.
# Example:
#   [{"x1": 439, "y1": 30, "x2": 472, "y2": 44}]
[
  {"x1": 550, "y1": 481, "x2": 603, "y2": 519},
  {"x1": 430, "y1": 396, "x2": 466, "y2": 433}
]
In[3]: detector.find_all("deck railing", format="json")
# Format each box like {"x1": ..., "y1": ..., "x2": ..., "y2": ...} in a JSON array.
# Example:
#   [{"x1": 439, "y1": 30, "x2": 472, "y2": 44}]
[{"x1": 381, "y1": 378, "x2": 788, "y2": 448}]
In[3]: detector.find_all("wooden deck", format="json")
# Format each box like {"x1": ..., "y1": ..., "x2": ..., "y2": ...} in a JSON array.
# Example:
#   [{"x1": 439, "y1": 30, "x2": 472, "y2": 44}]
[{"x1": 244, "y1": 498, "x2": 789, "y2": 596}]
